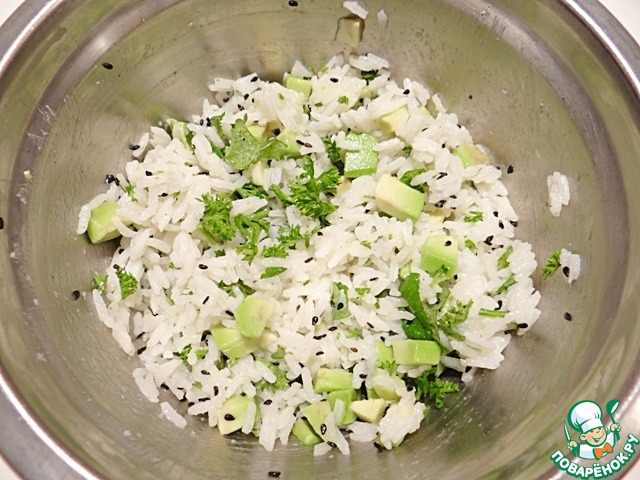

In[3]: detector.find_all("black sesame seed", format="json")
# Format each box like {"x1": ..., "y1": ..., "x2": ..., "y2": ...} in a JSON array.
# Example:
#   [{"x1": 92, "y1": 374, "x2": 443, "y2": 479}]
[
  {"x1": 188, "y1": 401, "x2": 195, "y2": 407},
  {"x1": 224, "y1": 414, "x2": 235, "y2": 421},
  {"x1": 160, "y1": 193, "x2": 168, "y2": 197},
  {"x1": 518, "y1": 323, "x2": 529, "y2": 329},
  {"x1": 465, "y1": 366, "x2": 472, "y2": 373},
  {"x1": 311, "y1": 315, "x2": 319, "y2": 325},
  {"x1": 102, "y1": 62, "x2": 113, "y2": 70},
  {"x1": 118, "y1": 249, "x2": 125, "y2": 254},
  {"x1": 315, "y1": 351, "x2": 324, "y2": 356},
  {"x1": 507, "y1": 165, "x2": 514, "y2": 174},
  {"x1": 484, "y1": 235, "x2": 494, "y2": 246},
  {"x1": 268, "y1": 471, "x2": 282, "y2": 478},
  {"x1": 295, "y1": 139, "x2": 305, "y2": 145},
  {"x1": 305, "y1": 257, "x2": 313, "y2": 263},
  {"x1": 203, "y1": 296, "x2": 210, "y2": 305},
  {"x1": 563, "y1": 266, "x2": 570, "y2": 277},
  {"x1": 105, "y1": 174, "x2": 117, "y2": 184},
  {"x1": 564, "y1": 312, "x2": 573, "y2": 321},
  {"x1": 160, "y1": 383, "x2": 169, "y2": 390},
  {"x1": 468, "y1": 94, "x2": 473, "y2": 100},
  {"x1": 112, "y1": 264, "x2": 120, "y2": 270},
  {"x1": 198, "y1": 397, "x2": 208, "y2": 403},
  {"x1": 370, "y1": 277, "x2": 379, "y2": 281},
  {"x1": 273, "y1": 128, "x2": 281, "y2": 136},
  {"x1": 330, "y1": 77, "x2": 339, "y2": 83},
  {"x1": 199, "y1": 119, "x2": 204, "y2": 126},
  {"x1": 243, "y1": 93, "x2": 249, "y2": 100},
  {"x1": 445, "y1": 240, "x2": 452, "y2": 247},
  {"x1": 367, "y1": 322, "x2": 374, "y2": 329},
  {"x1": 251, "y1": 76, "x2": 259, "y2": 82},
  {"x1": 435, "y1": 200, "x2": 446, "y2": 208},
  {"x1": 510, "y1": 220, "x2": 518, "y2": 227},
  {"x1": 222, "y1": 97, "x2": 229, "y2": 103},
  {"x1": 226, "y1": 310, "x2": 234, "y2": 316},
  {"x1": 237, "y1": 104, "x2": 245, "y2": 111},
  {"x1": 136, "y1": 346, "x2": 146, "y2": 355},
  {"x1": 498, "y1": 221, "x2": 504, "y2": 229},
  {"x1": 304, "y1": 142, "x2": 313, "y2": 148},
  {"x1": 407, "y1": 385, "x2": 414, "y2": 391},
  {"x1": 496, "y1": 300, "x2": 503, "y2": 310},
  {"x1": 327, "y1": 441, "x2": 337, "y2": 448},
  {"x1": 264, "y1": 399, "x2": 273, "y2": 405},
  {"x1": 288, "y1": 0, "x2": 298, "y2": 6},
  {"x1": 198, "y1": 264, "x2": 208, "y2": 270},
  {"x1": 129, "y1": 144, "x2": 140, "y2": 151},
  {"x1": 436, "y1": 172, "x2": 448, "y2": 180},
  {"x1": 145, "y1": 170, "x2": 152, "y2": 176},
  {"x1": 136, "y1": 332, "x2": 145, "y2": 339},
  {"x1": 320, "y1": 423, "x2": 327, "y2": 435},
  {"x1": 373, "y1": 442, "x2": 385, "y2": 451},
  {"x1": 313, "y1": 334, "x2": 327, "y2": 340},
  {"x1": 453, "y1": 274, "x2": 458, "y2": 280},
  {"x1": 493, "y1": 211, "x2": 499, "y2": 217},
  {"x1": 350, "y1": 347, "x2": 358, "y2": 352},
  {"x1": 213, "y1": 386, "x2": 219, "y2": 396},
  {"x1": 359, "y1": 373, "x2": 367, "y2": 379},
  {"x1": 329, "y1": 326, "x2": 338, "y2": 331},
  {"x1": 337, "y1": 302, "x2": 344, "y2": 310},
  {"x1": 317, "y1": 231, "x2": 323, "y2": 236},
  {"x1": 206, "y1": 117, "x2": 212, "y2": 127},
  {"x1": 403, "y1": 89, "x2": 410, "y2": 95},
  {"x1": 201, "y1": 370, "x2": 210, "y2": 375},
  {"x1": 72, "y1": 290, "x2": 81, "y2": 300},
  {"x1": 0, "y1": 217, "x2": 4, "y2": 230}
]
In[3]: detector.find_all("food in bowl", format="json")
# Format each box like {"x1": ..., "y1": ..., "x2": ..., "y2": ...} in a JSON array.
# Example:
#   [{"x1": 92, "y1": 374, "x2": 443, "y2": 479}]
[{"x1": 77, "y1": 53, "x2": 541, "y2": 454}]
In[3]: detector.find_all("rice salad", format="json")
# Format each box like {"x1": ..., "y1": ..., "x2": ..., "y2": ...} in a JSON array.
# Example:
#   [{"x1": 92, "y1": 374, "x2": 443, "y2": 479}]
[{"x1": 78, "y1": 53, "x2": 541, "y2": 454}]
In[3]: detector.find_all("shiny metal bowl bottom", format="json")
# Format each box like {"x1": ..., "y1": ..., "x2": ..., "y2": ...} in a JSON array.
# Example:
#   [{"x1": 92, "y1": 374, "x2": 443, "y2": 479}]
[{"x1": 1, "y1": 1, "x2": 640, "y2": 479}]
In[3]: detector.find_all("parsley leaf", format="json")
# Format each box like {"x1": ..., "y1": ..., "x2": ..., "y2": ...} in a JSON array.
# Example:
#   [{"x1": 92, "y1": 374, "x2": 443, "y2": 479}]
[
  {"x1": 497, "y1": 274, "x2": 516, "y2": 294},
  {"x1": 438, "y1": 300, "x2": 472, "y2": 341},
  {"x1": 262, "y1": 244, "x2": 287, "y2": 258},
  {"x1": 261, "y1": 266, "x2": 287, "y2": 279},
  {"x1": 497, "y1": 246, "x2": 514, "y2": 270},
  {"x1": 361, "y1": 70, "x2": 378, "y2": 82},
  {"x1": 408, "y1": 370, "x2": 459, "y2": 409},
  {"x1": 345, "y1": 328, "x2": 363, "y2": 339},
  {"x1": 379, "y1": 360, "x2": 397, "y2": 375},
  {"x1": 463, "y1": 211, "x2": 483, "y2": 223},
  {"x1": 196, "y1": 348, "x2": 208, "y2": 360},
  {"x1": 225, "y1": 120, "x2": 287, "y2": 171},
  {"x1": 399, "y1": 168, "x2": 427, "y2": 193},
  {"x1": 208, "y1": 114, "x2": 227, "y2": 143},
  {"x1": 235, "y1": 208, "x2": 270, "y2": 263},
  {"x1": 198, "y1": 193, "x2": 236, "y2": 244},
  {"x1": 116, "y1": 268, "x2": 137, "y2": 299},
  {"x1": 255, "y1": 359, "x2": 289, "y2": 392},
  {"x1": 233, "y1": 182, "x2": 268, "y2": 200},
  {"x1": 124, "y1": 185, "x2": 137, "y2": 202},
  {"x1": 402, "y1": 145, "x2": 413, "y2": 156},
  {"x1": 464, "y1": 239, "x2": 477, "y2": 253},
  {"x1": 541, "y1": 250, "x2": 561, "y2": 278},
  {"x1": 323, "y1": 136, "x2": 344, "y2": 173},
  {"x1": 338, "y1": 95, "x2": 349, "y2": 105},
  {"x1": 217, "y1": 280, "x2": 255, "y2": 297},
  {"x1": 399, "y1": 273, "x2": 438, "y2": 342},
  {"x1": 479, "y1": 309, "x2": 506, "y2": 318},
  {"x1": 179, "y1": 345, "x2": 192, "y2": 366},
  {"x1": 92, "y1": 274, "x2": 108, "y2": 294},
  {"x1": 271, "y1": 346, "x2": 286, "y2": 360}
]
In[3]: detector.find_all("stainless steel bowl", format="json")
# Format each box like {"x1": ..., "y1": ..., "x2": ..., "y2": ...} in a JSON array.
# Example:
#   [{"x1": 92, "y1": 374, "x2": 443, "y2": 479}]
[{"x1": 1, "y1": 1, "x2": 640, "y2": 479}]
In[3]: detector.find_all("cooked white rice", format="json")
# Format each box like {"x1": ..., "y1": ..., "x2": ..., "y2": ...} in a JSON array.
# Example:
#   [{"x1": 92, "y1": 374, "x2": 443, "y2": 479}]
[
  {"x1": 547, "y1": 171, "x2": 570, "y2": 217},
  {"x1": 79, "y1": 53, "x2": 541, "y2": 454},
  {"x1": 343, "y1": 1, "x2": 368, "y2": 19},
  {"x1": 559, "y1": 248, "x2": 580, "y2": 284}
]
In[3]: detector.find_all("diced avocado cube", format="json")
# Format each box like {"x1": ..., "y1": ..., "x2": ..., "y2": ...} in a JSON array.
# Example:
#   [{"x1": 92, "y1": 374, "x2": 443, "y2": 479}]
[
  {"x1": 371, "y1": 371, "x2": 403, "y2": 401},
  {"x1": 211, "y1": 324, "x2": 260, "y2": 359},
  {"x1": 87, "y1": 200, "x2": 129, "y2": 244},
  {"x1": 374, "y1": 174, "x2": 425, "y2": 222},
  {"x1": 313, "y1": 368, "x2": 353, "y2": 393},
  {"x1": 344, "y1": 132, "x2": 379, "y2": 178},
  {"x1": 375, "y1": 341, "x2": 394, "y2": 367},
  {"x1": 452, "y1": 144, "x2": 489, "y2": 168},
  {"x1": 292, "y1": 418, "x2": 322, "y2": 445},
  {"x1": 235, "y1": 294, "x2": 275, "y2": 339},
  {"x1": 275, "y1": 129, "x2": 301, "y2": 158},
  {"x1": 350, "y1": 399, "x2": 387, "y2": 424},
  {"x1": 328, "y1": 389, "x2": 358, "y2": 425},
  {"x1": 247, "y1": 124, "x2": 268, "y2": 142},
  {"x1": 419, "y1": 235, "x2": 458, "y2": 277},
  {"x1": 217, "y1": 396, "x2": 256, "y2": 435},
  {"x1": 249, "y1": 160, "x2": 267, "y2": 187},
  {"x1": 301, "y1": 401, "x2": 332, "y2": 439},
  {"x1": 378, "y1": 106, "x2": 409, "y2": 135},
  {"x1": 335, "y1": 16, "x2": 365, "y2": 48},
  {"x1": 392, "y1": 339, "x2": 441, "y2": 366},
  {"x1": 285, "y1": 76, "x2": 312, "y2": 99}
]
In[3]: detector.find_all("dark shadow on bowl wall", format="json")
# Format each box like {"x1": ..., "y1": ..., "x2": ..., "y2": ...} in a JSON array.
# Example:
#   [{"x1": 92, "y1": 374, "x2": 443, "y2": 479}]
[{"x1": 1, "y1": 0, "x2": 639, "y2": 479}]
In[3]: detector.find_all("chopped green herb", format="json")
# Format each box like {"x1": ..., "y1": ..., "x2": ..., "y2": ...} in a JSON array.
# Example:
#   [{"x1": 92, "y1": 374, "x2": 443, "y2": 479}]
[
  {"x1": 261, "y1": 266, "x2": 287, "y2": 279},
  {"x1": 124, "y1": 185, "x2": 137, "y2": 202},
  {"x1": 399, "y1": 168, "x2": 427, "y2": 193},
  {"x1": 255, "y1": 359, "x2": 289, "y2": 392},
  {"x1": 497, "y1": 246, "x2": 514, "y2": 270},
  {"x1": 271, "y1": 346, "x2": 286, "y2": 360},
  {"x1": 361, "y1": 70, "x2": 377, "y2": 82},
  {"x1": 360, "y1": 240, "x2": 371, "y2": 249},
  {"x1": 402, "y1": 145, "x2": 413, "y2": 156},
  {"x1": 196, "y1": 349, "x2": 208, "y2": 360},
  {"x1": 116, "y1": 268, "x2": 138, "y2": 299},
  {"x1": 262, "y1": 244, "x2": 287, "y2": 258},
  {"x1": 399, "y1": 273, "x2": 438, "y2": 342},
  {"x1": 225, "y1": 120, "x2": 287, "y2": 171},
  {"x1": 379, "y1": 360, "x2": 397, "y2": 376},
  {"x1": 408, "y1": 370, "x2": 459, "y2": 409},
  {"x1": 355, "y1": 287, "x2": 370, "y2": 296},
  {"x1": 345, "y1": 328, "x2": 363, "y2": 339},
  {"x1": 208, "y1": 114, "x2": 227, "y2": 143},
  {"x1": 278, "y1": 93, "x2": 285, "y2": 101},
  {"x1": 479, "y1": 309, "x2": 507, "y2": 318},
  {"x1": 235, "y1": 208, "x2": 270, "y2": 263},
  {"x1": 541, "y1": 250, "x2": 561, "y2": 278},
  {"x1": 331, "y1": 282, "x2": 351, "y2": 320},
  {"x1": 179, "y1": 345, "x2": 192, "y2": 366},
  {"x1": 92, "y1": 274, "x2": 108, "y2": 294},
  {"x1": 338, "y1": 95, "x2": 349, "y2": 105},
  {"x1": 497, "y1": 274, "x2": 516, "y2": 294},
  {"x1": 193, "y1": 381, "x2": 203, "y2": 389},
  {"x1": 463, "y1": 211, "x2": 483, "y2": 223},
  {"x1": 198, "y1": 193, "x2": 236, "y2": 244},
  {"x1": 167, "y1": 262, "x2": 175, "y2": 269},
  {"x1": 233, "y1": 182, "x2": 268, "y2": 200},
  {"x1": 438, "y1": 300, "x2": 472, "y2": 341},
  {"x1": 464, "y1": 239, "x2": 477, "y2": 253},
  {"x1": 323, "y1": 136, "x2": 344, "y2": 173},
  {"x1": 166, "y1": 295, "x2": 175, "y2": 306}
]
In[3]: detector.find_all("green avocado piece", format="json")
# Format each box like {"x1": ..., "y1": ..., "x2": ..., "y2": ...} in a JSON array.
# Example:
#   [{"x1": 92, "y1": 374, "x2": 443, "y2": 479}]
[
  {"x1": 452, "y1": 144, "x2": 489, "y2": 168},
  {"x1": 371, "y1": 370, "x2": 404, "y2": 401},
  {"x1": 378, "y1": 106, "x2": 409, "y2": 135},
  {"x1": 375, "y1": 341, "x2": 394, "y2": 367},
  {"x1": 235, "y1": 294, "x2": 275, "y2": 339},
  {"x1": 392, "y1": 339, "x2": 441, "y2": 366},
  {"x1": 211, "y1": 324, "x2": 260, "y2": 359},
  {"x1": 344, "y1": 132, "x2": 379, "y2": 178},
  {"x1": 419, "y1": 235, "x2": 458, "y2": 277},
  {"x1": 217, "y1": 396, "x2": 256, "y2": 435},
  {"x1": 313, "y1": 368, "x2": 353, "y2": 393},
  {"x1": 247, "y1": 124, "x2": 268, "y2": 142},
  {"x1": 328, "y1": 389, "x2": 358, "y2": 425},
  {"x1": 350, "y1": 399, "x2": 387, "y2": 424},
  {"x1": 87, "y1": 200, "x2": 129, "y2": 244},
  {"x1": 285, "y1": 75, "x2": 312, "y2": 99},
  {"x1": 292, "y1": 418, "x2": 322, "y2": 445},
  {"x1": 301, "y1": 401, "x2": 332, "y2": 439},
  {"x1": 374, "y1": 174, "x2": 425, "y2": 222},
  {"x1": 275, "y1": 129, "x2": 302, "y2": 158}
]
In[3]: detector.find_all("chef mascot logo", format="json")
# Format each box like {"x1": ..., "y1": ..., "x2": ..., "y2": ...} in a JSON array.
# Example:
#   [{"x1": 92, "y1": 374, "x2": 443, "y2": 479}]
[{"x1": 549, "y1": 399, "x2": 640, "y2": 479}]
